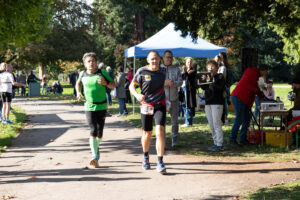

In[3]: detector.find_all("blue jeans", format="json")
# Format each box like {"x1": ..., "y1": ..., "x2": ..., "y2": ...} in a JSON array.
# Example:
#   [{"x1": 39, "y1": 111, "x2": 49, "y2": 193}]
[
  {"x1": 118, "y1": 98, "x2": 126, "y2": 115},
  {"x1": 106, "y1": 92, "x2": 112, "y2": 105},
  {"x1": 229, "y1": 95, "x2": 251, "y2": 142},
  {"x1": 178, "y1": 104, "x2": 184, "y2": 117},
  {"x1": 184, "y1": 107, "x2": 193, "y2": 125},
  {"x1": 254, "y1": 96, "x2": 261, "y2": 119}
]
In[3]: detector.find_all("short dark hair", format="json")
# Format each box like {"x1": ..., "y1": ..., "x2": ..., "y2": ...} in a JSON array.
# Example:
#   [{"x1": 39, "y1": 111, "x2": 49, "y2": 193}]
[
  {"x1": 163, "y1": 50, "x2": 173, "y2": 57},
  {"x1": 206, "y1": 59, "x2": 218, "y2": 69},
  {"x1": 82, "y1": 52, "x2": 97, "y2": 63},
  {"x1": 147, "y1": 50, "x2": 160, "y2": 58},
  {"x1": 258, "y1": 64, "x2": 269, "y2": 71}
]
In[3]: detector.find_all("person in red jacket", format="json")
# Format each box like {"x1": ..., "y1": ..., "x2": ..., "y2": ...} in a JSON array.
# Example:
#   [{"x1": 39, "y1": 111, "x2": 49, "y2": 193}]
[{"x1": 228, "y1": 64, "x2": 268, "y2": 145}]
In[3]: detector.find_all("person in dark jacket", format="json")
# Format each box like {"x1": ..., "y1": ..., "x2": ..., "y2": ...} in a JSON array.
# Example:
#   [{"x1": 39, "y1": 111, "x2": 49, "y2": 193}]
[
  {"x1": 181, "y1": 58, "x2": 197, "y2": 127},
  {"x1": 200, "y1": 60, "x2": 225, "y2": 151},
  {"x1": 228, "y1": 64, "x2": 268, "y2": 145},
  {"x1": 69, "y1": 69, "x2": 79, "y2": 97}
]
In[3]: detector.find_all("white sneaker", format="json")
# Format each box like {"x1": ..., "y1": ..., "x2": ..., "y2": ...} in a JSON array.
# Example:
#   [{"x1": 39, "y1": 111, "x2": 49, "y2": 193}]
[{"x1": 181, "y1": 124, "x2": 191, "y2": 127}]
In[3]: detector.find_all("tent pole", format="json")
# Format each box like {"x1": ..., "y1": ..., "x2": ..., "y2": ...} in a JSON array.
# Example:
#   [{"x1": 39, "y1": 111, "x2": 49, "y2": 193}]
[{"x1": 133, "y1": 56, "x2": 136, "y2": 114}]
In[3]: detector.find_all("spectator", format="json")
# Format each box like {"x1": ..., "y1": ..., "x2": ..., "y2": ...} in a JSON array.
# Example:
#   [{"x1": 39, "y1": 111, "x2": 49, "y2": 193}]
[
  {"x1": 41, "y1": 74, "x2": 48, "y2": 95},
  {"x1": 0, "y1": 63, "x2": 26, "y2": 124},
  {"x1": 228, "y1": 64, "x2": 268, "y2": 146},
  {"x1": 69, "y1": 69, "x2": 79, "y2": 97},
  {"x1": 27, "y1": 71, "x2": 39, "y2": 84},
  {"x1": 52, "y1": 81, "x2": 63, "y2": 94},
  {"x1": 115, "y1": 66, "x2": 127, "y2": 116},
  {"x1": 124, "y1": 69, "x2": 132, "y2": 104},
  {"x1": 162, "y1": 50, "x2": 183, "y2": 147},
  {"x1": 106, "y1": 66, "x2": 113, "y2": 106},
  {"x1": 181, "y1": 58, "x2": 197, "y2": 127},
  {"x1": 18, "y1": 71, "x2": 27, "y2": 96},
  {"x1": 200, "y1": 60, "x2": 225, "y2": 151}
]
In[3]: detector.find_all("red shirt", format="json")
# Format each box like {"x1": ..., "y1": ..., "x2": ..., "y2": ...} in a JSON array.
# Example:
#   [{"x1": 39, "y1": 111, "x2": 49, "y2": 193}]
[{"x1": 231, "y1": 67, "x2": 263, "y2": 108}]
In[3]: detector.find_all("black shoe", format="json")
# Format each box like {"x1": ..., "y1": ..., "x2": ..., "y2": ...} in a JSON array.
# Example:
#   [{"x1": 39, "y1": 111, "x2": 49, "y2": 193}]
[{"x1": 106, "y1": 112, "x2": 112, "y2": 117}]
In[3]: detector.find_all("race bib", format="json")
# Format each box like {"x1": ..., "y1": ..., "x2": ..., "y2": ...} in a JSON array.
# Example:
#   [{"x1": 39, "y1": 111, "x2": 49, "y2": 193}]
[{"x1": 141, "y1": 104, "x2": 154, "y2": 115}]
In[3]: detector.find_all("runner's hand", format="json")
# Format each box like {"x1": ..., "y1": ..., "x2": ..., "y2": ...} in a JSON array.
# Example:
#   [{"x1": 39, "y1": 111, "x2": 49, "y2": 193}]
[
  {"x1": 137, "y1": 94, "x2": 145, "y2": 102},
  {"x1": 98, "y1": 77, "x2": 107, "y2": 86},
  {"x1": 77, "y1": 93, "x2": 84, "y2": 101}
]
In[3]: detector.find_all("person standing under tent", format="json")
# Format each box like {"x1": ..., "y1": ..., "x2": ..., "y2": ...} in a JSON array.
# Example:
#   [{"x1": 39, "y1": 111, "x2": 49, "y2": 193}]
[
  {"x1": 181, "y1": 57, "x2": 197, "y2": 127},
  {"x1": 76, "y1": 52, "x2": 115, "y2": 168},
  {"x1": 129, "y1": 50, "x2": 167, "y2": 174},
  {"x1": 162, "y1": 50, "x2": 183, "y2": 147},
  {"x1": 200, "y1": 60, "x2": 225, "y2": 151}
]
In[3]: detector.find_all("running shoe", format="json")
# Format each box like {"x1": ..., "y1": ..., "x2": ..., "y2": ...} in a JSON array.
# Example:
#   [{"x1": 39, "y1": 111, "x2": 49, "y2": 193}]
[
  {"x1": 156, "y1": 162, "x2": 167, "y2": 174},
  {"x1": 142, "y1": 157, "x2": 150, "y2": 170},
  {"x1": 89, "y1": 159, "x2": 99, "y2": 168},
  {"x1": 207, "y1": 145, "x2": 217, "y2": 151},
  {"x1": 5, "y1": 120, "x2": 13, "y2": 124}
]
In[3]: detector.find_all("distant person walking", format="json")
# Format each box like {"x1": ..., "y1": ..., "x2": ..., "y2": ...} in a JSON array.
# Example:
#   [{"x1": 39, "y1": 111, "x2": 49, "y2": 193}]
[
  {"x1": 76, "y1": 52, "x2": 115, "y2": 168},
  {"x1": 129, "y1": 50, "x2": 167, "y2": 174}
]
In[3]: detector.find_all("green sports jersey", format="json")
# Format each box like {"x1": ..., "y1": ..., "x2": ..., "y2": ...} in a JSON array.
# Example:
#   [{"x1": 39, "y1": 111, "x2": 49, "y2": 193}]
[{"x1": 77, "y1": 69, "x2": 113, "y2": 111}]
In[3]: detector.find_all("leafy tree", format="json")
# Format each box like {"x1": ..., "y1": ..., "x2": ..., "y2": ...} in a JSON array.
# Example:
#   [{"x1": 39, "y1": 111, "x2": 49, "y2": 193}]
[
  {"x1": 15, "y1": 0, "x2": 97, "y2": 78},
  {"x1": 132, "y1": 0, "x2": 300, "y2": 63},
  {"x1": 92, "y1": 0, "x2": 164, "y2": 69},
  {"x1": 0, "y1": 0, "x2": 53, "y2": 55}
]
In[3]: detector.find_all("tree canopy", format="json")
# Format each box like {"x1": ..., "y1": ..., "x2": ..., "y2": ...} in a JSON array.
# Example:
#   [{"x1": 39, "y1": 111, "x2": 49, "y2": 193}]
[
  {"x1": 0, "y1": 0, "x2": 53, "y2": 52},
  {"x1": 132, "y1": 0, "x2": 300, "y2": 63}
]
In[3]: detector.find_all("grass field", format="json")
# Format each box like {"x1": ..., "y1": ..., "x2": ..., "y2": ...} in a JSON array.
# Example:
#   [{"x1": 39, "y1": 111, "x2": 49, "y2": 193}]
[
  {"x1": 242, "y1": 180, "x2": 300, "y2": 200},
  {"x1": 0, "y1": 106, "x2": 26, "y2": 152}
]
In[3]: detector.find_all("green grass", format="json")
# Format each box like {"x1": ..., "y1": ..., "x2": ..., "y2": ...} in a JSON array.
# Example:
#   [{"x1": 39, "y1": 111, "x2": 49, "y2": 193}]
[
  {"x1": 0, "y1": 106, "x2": 27, "y2": 152},
  {"x1": 242, "y1": 180, "x2": 300, "y2": 200}
]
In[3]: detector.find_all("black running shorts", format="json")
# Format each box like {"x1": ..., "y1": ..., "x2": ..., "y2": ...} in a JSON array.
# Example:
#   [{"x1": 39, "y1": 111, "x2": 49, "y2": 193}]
[
  {"x1": 1, "y1": 92, "x2": 12, "y2": 102},
  {"x1": 141, "y1": 103, "x2": 166, "y2": 131}
]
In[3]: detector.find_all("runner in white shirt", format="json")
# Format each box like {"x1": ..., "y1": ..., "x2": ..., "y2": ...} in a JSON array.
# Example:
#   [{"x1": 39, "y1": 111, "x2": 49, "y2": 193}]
[{"x1": 0, "y1": 63, "x2": 26, "y2": 124}]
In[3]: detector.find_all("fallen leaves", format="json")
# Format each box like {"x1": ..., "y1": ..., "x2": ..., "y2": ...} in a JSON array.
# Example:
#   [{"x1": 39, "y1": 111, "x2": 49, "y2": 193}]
[
  {"x1": 1, "y1": 195, "x2": 16, "y2": 200},
  {"x1": 27, "y1": 176, "x2": 37, "y2": 180}
]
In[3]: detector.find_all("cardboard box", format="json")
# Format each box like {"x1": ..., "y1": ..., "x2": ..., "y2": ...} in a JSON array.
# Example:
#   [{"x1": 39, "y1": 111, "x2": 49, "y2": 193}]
[{"x1": 265, "y1": 131, "x2": 290, "y2": 147}]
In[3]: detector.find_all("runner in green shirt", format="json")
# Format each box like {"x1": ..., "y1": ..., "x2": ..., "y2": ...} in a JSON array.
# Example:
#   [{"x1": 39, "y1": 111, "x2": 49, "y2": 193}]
[{"x1": 76, "y1": 52, "x2": 115, "y2": 168}]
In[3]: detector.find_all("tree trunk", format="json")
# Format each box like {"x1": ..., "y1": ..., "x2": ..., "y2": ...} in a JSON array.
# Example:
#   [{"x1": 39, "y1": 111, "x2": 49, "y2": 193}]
[
  {"x1": 38, "y1": 64, "x2": 46, "y2": 79},
  {"x1": 135, "y1": 11, "x2": 145, "y2": 42}
]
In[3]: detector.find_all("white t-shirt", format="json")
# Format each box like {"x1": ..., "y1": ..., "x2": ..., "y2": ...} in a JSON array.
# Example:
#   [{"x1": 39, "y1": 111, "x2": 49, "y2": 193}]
[{"x1": 0, "y1": 72, "x2": 14, "y2": 93}]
